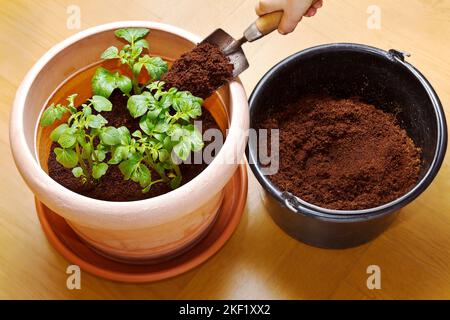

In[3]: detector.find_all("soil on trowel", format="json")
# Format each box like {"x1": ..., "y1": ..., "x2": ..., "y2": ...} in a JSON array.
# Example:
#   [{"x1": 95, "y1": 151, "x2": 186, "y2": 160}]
[{"x1": 162, "y1": 42, "x2": 234, "y2": 99}]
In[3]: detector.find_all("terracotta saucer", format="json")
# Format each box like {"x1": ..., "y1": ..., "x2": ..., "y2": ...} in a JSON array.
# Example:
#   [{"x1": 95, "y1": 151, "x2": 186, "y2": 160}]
[{"x1": 35, "y1": 164, "x2": 248, "y2": 283}]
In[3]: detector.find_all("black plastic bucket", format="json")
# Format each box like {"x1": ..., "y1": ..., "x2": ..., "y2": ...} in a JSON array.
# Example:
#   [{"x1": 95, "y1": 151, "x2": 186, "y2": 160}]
[{"x1": 247, "y1": 43, "x2": 447, "y2": 249}]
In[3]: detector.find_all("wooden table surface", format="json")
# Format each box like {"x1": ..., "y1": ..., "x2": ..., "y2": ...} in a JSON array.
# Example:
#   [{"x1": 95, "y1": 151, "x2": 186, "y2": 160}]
[{"x1": 1, "y1": 0, "x2": 449, "y2": 299}]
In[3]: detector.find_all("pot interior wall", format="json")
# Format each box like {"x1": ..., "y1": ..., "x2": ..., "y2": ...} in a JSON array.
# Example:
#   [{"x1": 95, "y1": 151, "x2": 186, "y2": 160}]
[{"x1": 250, "y1": 48, "x2": 439, "y2": 179}]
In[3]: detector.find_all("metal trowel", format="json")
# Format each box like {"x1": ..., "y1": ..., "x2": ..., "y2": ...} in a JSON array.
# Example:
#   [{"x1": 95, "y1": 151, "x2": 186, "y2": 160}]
[{"x1": 202, "y1": 11, "x2": 283, "y2": 77}]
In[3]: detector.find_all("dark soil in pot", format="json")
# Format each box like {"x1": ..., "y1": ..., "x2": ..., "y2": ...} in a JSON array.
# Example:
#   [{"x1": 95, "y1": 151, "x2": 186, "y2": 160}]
[
  {"x1": 48, "y1": 90, "x2": 220, "y2": 201},
  {"x1": 45, "y1": 39, "x2": 235, "y2": 202},
  {"x1": 257, "y1": 94, "x2": 422, "y2": 210}
]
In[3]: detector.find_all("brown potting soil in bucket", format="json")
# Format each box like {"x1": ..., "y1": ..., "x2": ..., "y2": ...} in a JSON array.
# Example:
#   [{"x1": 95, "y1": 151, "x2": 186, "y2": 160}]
[{"x1": 257, "y1": 95, "x2": 422, "y2": 210}]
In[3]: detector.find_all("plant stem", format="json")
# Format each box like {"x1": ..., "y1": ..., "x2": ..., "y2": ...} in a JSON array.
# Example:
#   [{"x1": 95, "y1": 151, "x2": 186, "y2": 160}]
[
  {"x1": 127, "y1": 54, "x2": 141, "y2": 95},
  {"x1": 86, "y1": 151, "x2": 94, "y2": 174},
  {"x1": 131, "y1": 74, "x2": 141, "y2": 95},
  {"x1": 170, "y1": 114, "x2": 180, "y2": 124},
  {"x1": 89, "y1": 136, "x2": 99, "y2": 163},
  {"x1": 173, "y1": 164, "x2": 181, "y2": 179},
  {"x1": 143, "y1": 79, "x2": 153, "y2": 88},
  {"x1": 75, "y1": 143, "x2": 91, "y2": 184},
  {"x1": 144, "y1": 155, "x2": 169, "y2": 183}
]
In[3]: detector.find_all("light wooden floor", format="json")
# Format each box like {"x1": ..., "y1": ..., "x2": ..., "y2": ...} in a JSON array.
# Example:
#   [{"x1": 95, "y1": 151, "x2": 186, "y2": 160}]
[{"x1": 1, "y1": 0, "x2": 449, "y2": 299}]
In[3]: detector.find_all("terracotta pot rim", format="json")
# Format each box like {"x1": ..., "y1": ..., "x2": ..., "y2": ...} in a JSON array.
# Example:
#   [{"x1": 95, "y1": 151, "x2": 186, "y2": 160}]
[{"x1": 10, "y1": 21, "x2": 249, "y2": 229}]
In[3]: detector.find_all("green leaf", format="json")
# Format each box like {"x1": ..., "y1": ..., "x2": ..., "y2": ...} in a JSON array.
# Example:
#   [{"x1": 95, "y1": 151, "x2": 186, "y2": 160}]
[
  {"x1": 184, "y1": 101, "x2": 202, "y2": 119},
  {"x1": 132, "y1": 62, "x2": 144, "y2": 77},
  {"x1": 94, "y1": 146, "x2": 107, "y2": 162},
  {"x1": 50, "y1": 124, "x2": 69, "y2": 142},
  {"x1": 147, "y1": 81, "x2": 165, "y2": 92},
  {"x1": 86, "y1": 114, "x2": 108, "y2": 128},
  {"x1": 170, "y1": 175, "x2": 182, "y2": 189},
  {"x1": 158, "y1": 149, "x2": 170, "y2": 162},
  {"x1": 75, "y1": 131, "x2": 87, "y2": 146},
  {"x1": 92, "y1": 163, "x2": 108, "y2": 179},
  {"x1": 160, "y1": 90, "x2": 176, "y2": 109},
  {"x1": 139, "y1": 114, "x2": 155, "y2": 135},
  {"x1": 132, "y1": 130, "x2": 142, "y2": 138},
  {"x1": 154, "y1": 162, "x2": 166, "y2": 177},
  {"x1": 67, "y1": 94, "x2": 77, "y2": 106},
  {"x1": 101, "y1": 46, "x2": 119, "y2": 59},
  {"x1": 92, "y1": 67, "x2": 117, "y2": 98},
  {"x1": 155, "y1": 119, "x2": 169, "y2": 133},
  {"x1": 135, "y1": 55, "x2": 168, "y2": 80},
  {"x1": 99, "y1": 127, "x2": 121, "y2": 145},
  {"x1": 54, "y1": 148, "x2": 78, "y2": 168},
  {"x1": 171, "y1": 91, "x2": 203, "y2": 120},
  {"x1": 189, "y1": 125, "x2": 204, "y2": 152},
  {"x1": 119, "y1": 161, "x2": 134, "y2": 180},
  {"x1": 127, "y1": 94, "x2": 150, "y2": 118},
  {"x1": 142, "y1": 183, "x2": 153, "y2": 193},
  {"x1": 163, "y1": 135, "x2": 174, "y2": 150},
  {"x1": 145, "y1": 56, "x2": 168, "y2": 80},
  {"x1": 72, "y1": 167, "x2": 84, "y2": 178},
  {"x1": 117, "y1": 126, "x2": 131, "y2": 145},
  {"x1": 147, "y1": 108, "x2": 161, "y2": 120},
  {"x1": 170, "y1": 125, "x2": 185, "y2": 141},
  {"x1": 171, "y1": 125, "x2": 204, "y2": 160},
  {"x1": 67, "y1": 94, "x2": 78, "y2": 113},
  {"x1": 90, "y1": 95, "x2": 112, "y2": 112},
  {"x1": 58, "y1": 132, "x2": 76, "y2": 148},
  {"x1": 119, "y1": 154, "x2": 141, "y2": 180},
  {"x1": 82, "y1": 105, "x2": 92, "y2": 117},
  {"x1": 40, "y1": 104, "x2": 68, "y2": 127},
  {"x1": 115, "y1": 74, "x2": 132, "y2": 95},
  {"x1": 81, "y1": 143, "x2": 92, "y2": 160},
  {"x1": 153, "y1": 133, "x2": 164, "y2": 142},
  {"x1": 118, "y1": 126, "x2": 130, "y2": 136},
  {"x1": 131, "y1": 46, "x2": 143, "y2": 60},
  {"x1": 173, "y1": 140, "x2": 191, "y2": 161},
  {"x1": 150, "y1": 148, "x2": 158, "y2": 161},
  {"x1": 108, "y1": 146, "x2": 130, "y2": 165},
  {"x1": 92, "y1": 67, "x2": 132, "y2": 97},
  {"x1": 135, "y1": 39, "x2": 149, "y2": 50},
  {"x1": 114, "y1": 28, "x2": 149, "y2": 43},
  {"x1": 131, "y1": 163, "x2": 151, "y2": 188}
]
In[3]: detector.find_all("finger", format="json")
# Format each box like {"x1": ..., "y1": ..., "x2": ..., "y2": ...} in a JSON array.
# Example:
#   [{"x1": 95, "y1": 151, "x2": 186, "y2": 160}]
[
  {"x1": 312, "y1": 0, "x2": 323, "y2": 9},
  {"x1": 255, "y1": 0, "x2": 283, "y2": 16},
  {"x1": 304, "y1": 7, "x2": 317, "y2": 17},
  {"x1": 278, "y1": 14, "x2": 302, "y2": 34}
]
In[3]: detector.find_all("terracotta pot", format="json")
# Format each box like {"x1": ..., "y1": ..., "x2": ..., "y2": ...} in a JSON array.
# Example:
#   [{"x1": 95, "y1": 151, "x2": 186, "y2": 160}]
[{"x1": 10, "y1": 21, "x2": 249, "y2": 262}]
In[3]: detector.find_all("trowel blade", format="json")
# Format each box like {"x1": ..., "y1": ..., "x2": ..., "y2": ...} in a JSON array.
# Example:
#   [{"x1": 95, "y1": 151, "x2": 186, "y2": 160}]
[{"x1": 202, "y1": 28, "x2": 249, "y2": 78}]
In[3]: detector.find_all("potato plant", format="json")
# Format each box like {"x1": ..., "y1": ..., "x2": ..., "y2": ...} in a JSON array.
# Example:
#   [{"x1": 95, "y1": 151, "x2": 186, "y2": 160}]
[
  {"x1": 123, "y1": 81, "x2": 204, "y2": 190},
  {"x1": 93, "y1": 28, "x2": 168, "y2": 97},
  {"x1": 40, "y1": 28, "x2": 205, "y2": 193},
  {"x1": 40, "y1": 94, "x2": 123, "y2": 183}
]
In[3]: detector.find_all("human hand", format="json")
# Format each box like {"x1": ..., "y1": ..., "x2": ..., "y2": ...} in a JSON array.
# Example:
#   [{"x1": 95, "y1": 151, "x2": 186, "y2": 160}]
[{"x1": 255, "y1": 0, "x2": 323, "y2": 34}]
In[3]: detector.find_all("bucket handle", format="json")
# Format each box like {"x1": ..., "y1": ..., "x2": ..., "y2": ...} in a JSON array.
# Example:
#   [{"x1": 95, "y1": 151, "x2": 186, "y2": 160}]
[
  {"x1": 388, "y1": 49, "x2": 411, "y2": 63},
  {"x1": 281, "y1": 191, "x2": 301, "y2": 213}
]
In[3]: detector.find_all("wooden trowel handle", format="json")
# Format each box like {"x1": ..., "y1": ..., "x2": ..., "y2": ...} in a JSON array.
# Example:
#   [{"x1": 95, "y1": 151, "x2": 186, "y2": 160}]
[
  {"x1": 255, "y1": 11, "x2": 284, "y2": 35},
  {"x1": 244, "y1": 11, "x2": 283, "y2": 42}
]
